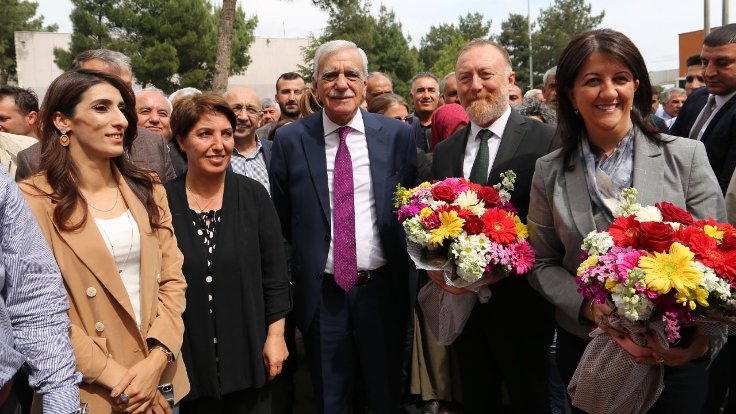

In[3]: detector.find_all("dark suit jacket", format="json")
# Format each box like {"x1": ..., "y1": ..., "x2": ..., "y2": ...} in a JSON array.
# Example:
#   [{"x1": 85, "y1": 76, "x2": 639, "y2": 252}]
[
  {"x1": 15, "y1": 126, "x2": 176, "y2": 183},
  {"x1": 670, "y1": 87, "x2": 736, "y2": 193},
  {"x1": 431, "y1": 109, "x2": 557, "y2": 332},
  {"x1": 269, "y1": 109, "x2": 417, "y2": 333},
  {"x1": 166, "y1": 170, "x2": 290, "y2": 399}
]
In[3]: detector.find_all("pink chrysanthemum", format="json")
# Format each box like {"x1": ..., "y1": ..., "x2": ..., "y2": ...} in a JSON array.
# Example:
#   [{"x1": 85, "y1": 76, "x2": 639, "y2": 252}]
[{"x1": 508, "y1": 240, "x2": 535, "y2": 274}]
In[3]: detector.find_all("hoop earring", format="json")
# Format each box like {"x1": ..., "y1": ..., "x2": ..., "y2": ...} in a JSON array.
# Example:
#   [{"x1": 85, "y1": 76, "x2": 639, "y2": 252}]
[
  {"x1": 573, "y1": 108, "x2": 579, "y2": 116},
  {"x1": 59, "y1": 131, "x2": 70, "y2": 147}
]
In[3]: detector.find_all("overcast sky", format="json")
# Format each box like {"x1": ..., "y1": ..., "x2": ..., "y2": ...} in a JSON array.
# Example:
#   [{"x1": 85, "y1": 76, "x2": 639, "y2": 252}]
[{"x1": 34, "y1": 0, "x2": 731, "y2": 72}]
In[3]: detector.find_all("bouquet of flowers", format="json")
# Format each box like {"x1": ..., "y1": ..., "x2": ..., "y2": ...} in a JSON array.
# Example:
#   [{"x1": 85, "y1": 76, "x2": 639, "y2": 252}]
[
  {"x1": 576, "y1": 188, "x2": 736, "y2": 343},
  {"x1": 568, "y1": 188, "x2": 735, "y2": 414},
  {"x1": 394, "y1": 171, "x2": 534, "y2": 288},
  {"x1": 394, "y1": 171, "x2": 533, "y2": 344}
]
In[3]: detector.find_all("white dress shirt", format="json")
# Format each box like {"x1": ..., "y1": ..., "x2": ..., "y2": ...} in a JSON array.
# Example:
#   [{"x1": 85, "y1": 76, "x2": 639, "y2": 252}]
[
  {"x1": 322, "y1": 111, "x2": 387, "y2": 273},
  {"x1": 694, "y1": 90, "x2": 736, "y2": 141},
  {"x1": 462, "y1": 105, "x2": 512, "y2": 179}
]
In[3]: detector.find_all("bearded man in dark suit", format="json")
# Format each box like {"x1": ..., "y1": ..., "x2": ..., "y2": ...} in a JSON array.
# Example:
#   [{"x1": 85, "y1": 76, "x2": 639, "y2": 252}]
[{"x1": 429, "y1": 39, "x2": 557, "y2": 414}]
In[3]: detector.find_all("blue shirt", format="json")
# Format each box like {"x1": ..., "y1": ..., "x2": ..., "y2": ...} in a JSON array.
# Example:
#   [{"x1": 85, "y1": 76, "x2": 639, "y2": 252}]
[{"x1": 0, "y1": 169, "x2": 80, "y2": 413}]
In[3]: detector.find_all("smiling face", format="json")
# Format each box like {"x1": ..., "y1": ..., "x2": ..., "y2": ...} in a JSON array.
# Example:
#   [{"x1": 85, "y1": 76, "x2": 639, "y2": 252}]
[
  {"x1": 135, "y1": 90, "x2": 172, "y2": 140},
  {"x1": 313, "y1": 47, "x2": 366, "y2": 126},
  {"x1": 178, "y1": 111, "x2": 234, "y2": 176},
  {"x1": 223, "y1": 87, "x2": 261, "y2": 142},
  {"x1": 569, "y1": 52, "x2": 639, "y2": 144},
  {"x1": 411, "y1": 76, "x2": 439, "y2": 119},
  {"x1": 456, "y1": 44, "x2": 514, "y2": 127},
  {"x1": 54, "y1": 82, "x2": 128, "y2": 165}
]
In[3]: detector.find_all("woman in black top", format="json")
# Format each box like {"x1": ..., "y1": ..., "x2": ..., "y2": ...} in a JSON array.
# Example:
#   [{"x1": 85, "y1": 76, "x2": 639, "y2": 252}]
[{"x1": 165, "y1": 94, "x2": 290, "y2": 413}]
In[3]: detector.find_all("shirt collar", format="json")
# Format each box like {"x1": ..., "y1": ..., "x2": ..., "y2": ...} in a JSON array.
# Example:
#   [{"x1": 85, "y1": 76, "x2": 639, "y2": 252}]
[
  {"x1": 322, "y1": 109, "x2": 365, "y2": 137},
  {"x1": 714, "y1": 90, "x2": 736, "y2": 108},
  {"x1": 232, "y1": 137, "x2": 263, "y2": 159},
  {"x1": 469, "y1": 105, "x2": 511, "y2": 140}
]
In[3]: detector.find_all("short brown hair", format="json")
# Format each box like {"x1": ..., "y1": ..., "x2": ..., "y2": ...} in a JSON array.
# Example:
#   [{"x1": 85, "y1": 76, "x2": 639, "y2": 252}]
[
  {"x1": 367, "y1": 93, "x2": 409, "y2": 115},
  {"x1": 170, "y1": 94, "x2": 237, "y2": 160}
]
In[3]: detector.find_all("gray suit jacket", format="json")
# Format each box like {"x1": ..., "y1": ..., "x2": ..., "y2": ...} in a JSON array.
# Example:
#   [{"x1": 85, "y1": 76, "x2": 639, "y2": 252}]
[
  {"x1": 15, "y1": 126, "x2": 176, "y2": 183},
  {"x1": 527, "y1": 129, "x2": 726, "y2": 339}
]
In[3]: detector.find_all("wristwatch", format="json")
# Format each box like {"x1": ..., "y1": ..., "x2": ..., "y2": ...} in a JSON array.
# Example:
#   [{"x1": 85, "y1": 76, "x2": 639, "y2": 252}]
[
  {"x1": 72, "y1": 403, "x2": 88, "y2": 414},
  {"x1": 147, "y1": 339, "x2": 175, "y2": 364}
]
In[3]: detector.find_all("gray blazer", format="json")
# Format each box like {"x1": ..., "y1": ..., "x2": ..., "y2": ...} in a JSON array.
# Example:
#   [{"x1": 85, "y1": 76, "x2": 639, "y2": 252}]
[{"x1": 527, "y1": 129, "x2": 726, "y2": 340}]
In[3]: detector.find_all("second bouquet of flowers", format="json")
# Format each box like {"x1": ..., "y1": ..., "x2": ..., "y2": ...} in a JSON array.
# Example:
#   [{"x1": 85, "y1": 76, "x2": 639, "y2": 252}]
[{"x1": 394, "y1": 171, "x2": 533, "y2": 344}]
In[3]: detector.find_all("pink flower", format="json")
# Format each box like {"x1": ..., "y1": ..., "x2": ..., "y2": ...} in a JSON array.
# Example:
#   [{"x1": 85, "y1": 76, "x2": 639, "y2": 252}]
[
  {"x1": 509, "y1": 240, "x2": 535, "y2": 274},
  {"x1": 441, "y1": 177, "x2": 470, "y2": 195}
]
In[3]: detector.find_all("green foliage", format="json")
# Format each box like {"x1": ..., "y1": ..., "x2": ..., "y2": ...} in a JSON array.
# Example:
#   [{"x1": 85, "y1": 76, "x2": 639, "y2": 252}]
[
  {"x1": 532, "y1": 0, "x2": 604, "y2": 82},
  {"x1": 418, "y1": 12, "x2": 491, "y2": 74},
  {"x1": 496, "y1": 13, "x2": 533, "y2": 89},
  {"x1": 55, "y1": 0, "x2": 257, "y2": 93},
  {"x1": 0, "y1": 0, "x2": 57, "y2": 84}
]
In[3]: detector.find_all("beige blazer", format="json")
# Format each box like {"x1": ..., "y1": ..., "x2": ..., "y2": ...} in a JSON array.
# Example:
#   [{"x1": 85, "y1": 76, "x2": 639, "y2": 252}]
[{"x1": 20, "y1": 168, "x2": 189, "y2": 413}]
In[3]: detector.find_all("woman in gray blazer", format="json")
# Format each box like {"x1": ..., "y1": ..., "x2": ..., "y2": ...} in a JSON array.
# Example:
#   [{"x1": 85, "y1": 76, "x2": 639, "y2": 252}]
[{"x1": 527, "y1": 29, "x2": 726, "y2": 413}]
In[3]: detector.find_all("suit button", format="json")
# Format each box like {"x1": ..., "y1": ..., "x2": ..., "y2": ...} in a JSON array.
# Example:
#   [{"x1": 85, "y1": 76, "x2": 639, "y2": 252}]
[
  {"x1": 95, "y1": 322, "x2": 105, "y2": 332},
  {"x1": 156, "y1": 274, "x2": 161, "y2": 283},
  {"x1": 316, "y1": 273, "x2": 322, "y2": 280},
  {"x1": 86, "y1": 287, "x2": 97, "y2": 297}
]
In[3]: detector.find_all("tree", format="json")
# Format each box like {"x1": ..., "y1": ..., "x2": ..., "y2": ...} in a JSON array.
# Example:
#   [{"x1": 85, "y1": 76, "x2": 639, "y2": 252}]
[
  {"x1": 212, "y1": 0, "x2": 237, "y2": 94},
  {"x1": 55, "y1": 0, "x2": 257, "y2": 93},
  {"x1": 300, "y1": 0, "x2": 419, "y2": 96},
  {"x1": 418, "y1": 12, "x2": 491, "y2": 73},
  {"x1": 496, "y1": 13, "x2": 533, "y2": 89},
  {"x1": 532, "y1": 0, "x2": 604, "y2": 83},
  {"x1": 0, "y1": 0, "x2": 57, "y2": 85}
]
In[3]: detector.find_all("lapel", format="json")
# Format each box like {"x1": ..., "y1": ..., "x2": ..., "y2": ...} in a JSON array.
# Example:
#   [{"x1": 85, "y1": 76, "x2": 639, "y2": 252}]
[
  {"x1": 300, "y1": 111, "x2": 331, "y2": 225},
  {"x1": 442, "y1": 125, "x2": 470, "y2": 179},
  {"x1": 631, "y1": 129, "x2": 665, "y2": 207},
  {"x1": 48, "y1": 167, "x2": 141, "y2": 326},
  {"x1": 564, "y1": 150, "x2": 597, "y2": 238},
  {"x1": 364, "y1": 110, "x2": 388, "y2": 224},
  {"x1": 488, "y1": 109, "x2": 525, "y2": 184},
  {"x1": 703, "y1": 94, "x2": 736, "y2": 143}
]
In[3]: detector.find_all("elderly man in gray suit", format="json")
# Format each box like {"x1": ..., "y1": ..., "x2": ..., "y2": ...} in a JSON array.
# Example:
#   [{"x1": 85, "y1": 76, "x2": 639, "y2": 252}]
[{"x1": 15, "y1": 49, "x2": 175, "y2": 183}]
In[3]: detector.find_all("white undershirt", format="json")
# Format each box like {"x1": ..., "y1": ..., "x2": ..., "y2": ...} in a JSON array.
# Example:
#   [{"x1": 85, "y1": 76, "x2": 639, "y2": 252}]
[
  {"x1": 322, "y1": 110, "x2": 387, "y2": 273},
  {"x1": 95, "y1": 210, "x2": 142, "y2": 328},
  {"x1": 462, "y1": 106, "x2": 512, "y2": 179}
]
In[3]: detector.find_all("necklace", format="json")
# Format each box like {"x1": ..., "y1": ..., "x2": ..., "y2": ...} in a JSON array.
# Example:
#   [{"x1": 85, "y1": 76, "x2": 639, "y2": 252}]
[
  {"x1": 97, "y1": 210, "x2": 135, "y2": 275},
  {"x1": 186, "y1": 185, "x2": 220, "y2": 212},
  {"x1": 86, "y1": 187, "x2": 120, "y2": 212}
]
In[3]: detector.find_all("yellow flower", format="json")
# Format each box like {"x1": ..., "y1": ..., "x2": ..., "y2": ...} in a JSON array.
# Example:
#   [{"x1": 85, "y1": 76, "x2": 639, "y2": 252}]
[
  {"x1": 577, "y1": 254, "x2": 599, "y2": 275},
  {"x1": 417, "y1": 182, "x2": 432, "y2": 189},
  {"x1": 704, "y1": 225, "x2": 726, "y2": 240},
  {"x1": 420, "y1": 207, "x2": 433, "y2": 218},
  {"x1": 639, "y1": 242, "x2": 702, "y2": 295},
  {"x1": 675, "y1": 287, "x2": 709, "y2": 310},
  {"x1": 429, "y1": 210, "x2": 466, "y2": 246},
  {"x1": 605, "y1": 279, "x2": 619, "y2": 292},
  {"x1": 393, "y1": 185, "x2": 413, "y2": 208},
  {"x1": 514, "y1": 215, "x2": 528, "y2": 239}
]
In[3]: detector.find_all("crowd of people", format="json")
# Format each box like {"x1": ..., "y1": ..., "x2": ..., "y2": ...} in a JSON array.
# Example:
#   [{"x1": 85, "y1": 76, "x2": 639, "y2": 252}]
[{"x1": 1, "y1": 20, "x2": 736, "y2": 414}]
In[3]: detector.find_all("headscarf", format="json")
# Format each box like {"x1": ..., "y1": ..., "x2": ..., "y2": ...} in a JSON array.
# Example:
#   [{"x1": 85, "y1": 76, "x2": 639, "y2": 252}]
[{"x1": 430, "y1": 103, "x2": 469, "y2": 151}]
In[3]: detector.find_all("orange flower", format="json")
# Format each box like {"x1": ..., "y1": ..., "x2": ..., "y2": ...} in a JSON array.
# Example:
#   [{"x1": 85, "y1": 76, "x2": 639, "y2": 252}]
[{"x1": 481, "y1": 208, "x2": 517, "y2": 244}]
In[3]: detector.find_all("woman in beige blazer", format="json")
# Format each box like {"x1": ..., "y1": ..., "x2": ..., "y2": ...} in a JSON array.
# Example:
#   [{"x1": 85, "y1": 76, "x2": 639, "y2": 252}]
[{"x1": 19, "y1": 69, "x2": 188, "y2": 413}]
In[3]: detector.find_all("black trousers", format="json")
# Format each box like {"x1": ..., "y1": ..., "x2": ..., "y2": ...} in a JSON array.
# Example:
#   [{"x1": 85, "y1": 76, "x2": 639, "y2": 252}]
[
  {"x1": 556, "y1": 327, "x2": 709, "y2": 414},
  {"x1": 454, "y1": 301, "x2": 554, "y2": 414}
]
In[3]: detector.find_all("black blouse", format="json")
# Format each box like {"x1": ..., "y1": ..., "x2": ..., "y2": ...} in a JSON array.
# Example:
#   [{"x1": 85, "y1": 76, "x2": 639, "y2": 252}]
[{"x1": 166, "y1": 171, "x2": 290, "y2": 399}]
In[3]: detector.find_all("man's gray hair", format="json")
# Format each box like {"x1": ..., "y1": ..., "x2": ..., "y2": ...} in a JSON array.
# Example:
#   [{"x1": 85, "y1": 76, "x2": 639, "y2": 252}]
[
  {"x1": 524, "y1": 88, "x2": 543, "y2": 99},
  {"x1": 312, "y1": 40, "x2": 368, "y2": 78},
  {"x1": 411, "y1": 72, "x2": 439, "y2": 92},
  {"x1": 136, "y1": 87, "x2": 173, "y2": 112},
  {"x1": 367, "y1": 72, "x2": 393, "y2": 86},
  {"x1": 70, "y1": 49, "x2": 132, "y2": 74},
  {"x1": 440, "y1": 71, "x2": 455, "y2": 95},
  {"x1": 261, "y1": 97, "x2": 278, "y2": 108},
  {"x1": 169, "y1": 87, "x2": 202, "y2": 104},
  {"x1": 543, "y1": 66, "x2": 557, "y2": 86},
  {"x1": 660, "y1": 87, "x2": 686, "y2": 104}
]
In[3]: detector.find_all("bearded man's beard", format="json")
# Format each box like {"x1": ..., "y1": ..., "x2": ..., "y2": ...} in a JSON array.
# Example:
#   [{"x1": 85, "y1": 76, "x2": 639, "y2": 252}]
[{"x1": 464, "y1": 88, "x2": 508, "y2": 126}]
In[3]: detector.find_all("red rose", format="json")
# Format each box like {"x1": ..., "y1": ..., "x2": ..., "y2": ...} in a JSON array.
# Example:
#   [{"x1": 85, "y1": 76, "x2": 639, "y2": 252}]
[
  {"x1": 638, "y1": 221, "x2": 675, "y2": 253},
  {"x1": 477, "y1": 186, "x2": 501, "y2": 206},
  {"x1": 463, "y1": 216, "x2": 485, "y2": 235},
  {"x1": 656, "y1": 202, "x2": 694, "y2": 225},
  {"x1": 431, "y1": 185, "x2": 456, "y2": 202}
]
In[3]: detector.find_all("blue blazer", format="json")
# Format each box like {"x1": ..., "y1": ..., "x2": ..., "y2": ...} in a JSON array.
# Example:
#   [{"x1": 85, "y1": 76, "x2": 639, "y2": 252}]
[
  {"x1": 269, "y1": 109, "x2": 417, "y2": 332},
  {"x1": 670, "y1": 87, "x2": 736, "y2": 194}
]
